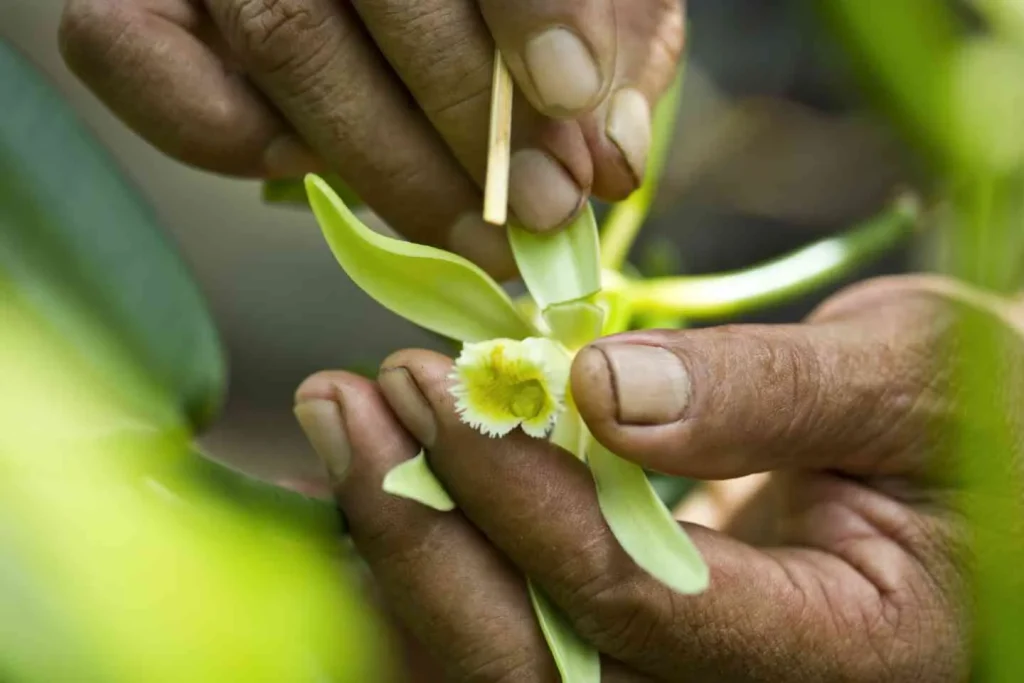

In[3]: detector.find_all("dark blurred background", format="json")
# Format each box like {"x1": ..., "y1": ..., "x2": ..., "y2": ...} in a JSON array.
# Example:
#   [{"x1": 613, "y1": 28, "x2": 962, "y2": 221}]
[{"x1": 0, "y1": 0, "x2": 917, "y2": 488}]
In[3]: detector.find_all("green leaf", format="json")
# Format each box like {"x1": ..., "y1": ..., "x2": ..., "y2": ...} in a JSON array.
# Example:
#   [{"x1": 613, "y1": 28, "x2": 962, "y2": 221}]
[
  {"x1": 0, "y1": 42, "x2": 225, "y2": 430},
  {"x1": 528, "y1": 581, "x2": 601, "y2": 683},
  {"x1": 0, "y1": 295, "x2": 383, "y2": 683},
  {"x1": 382, "y1": 451, "x2": 455, "y2": 511},
  {"x1": 263, "y1": 173, "x2": 363, "y2": 209},
  {"x1": 587, "y1": 438, "x2": 708, "y2": 595},
  {"x1": 306, "y1": 175, "x2": 533, "y2": 343},
  {"x1": 509, "y1": 204, "x2": 602, "y2": 310}
]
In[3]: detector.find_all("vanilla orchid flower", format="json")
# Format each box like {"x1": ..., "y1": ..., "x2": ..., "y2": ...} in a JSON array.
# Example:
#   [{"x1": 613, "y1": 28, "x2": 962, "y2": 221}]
[
  {"x1": 303, "y1": 173, "x2": 707, "y2": 683},
  {"x1": 449, "y1": 337, "x2": 570, "y2": 439}
]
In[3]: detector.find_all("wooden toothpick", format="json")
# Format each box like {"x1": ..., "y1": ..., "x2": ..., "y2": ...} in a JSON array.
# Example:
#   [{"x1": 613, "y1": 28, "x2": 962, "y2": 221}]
[{"x1": 483, "y1": 48, "x2": 514, "y2": 226}]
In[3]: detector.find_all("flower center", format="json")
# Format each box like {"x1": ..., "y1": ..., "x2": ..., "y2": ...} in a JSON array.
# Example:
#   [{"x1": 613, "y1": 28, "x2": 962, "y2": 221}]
[{"x1": 508, "y1": 379, "x2": 546, "y2": 419}]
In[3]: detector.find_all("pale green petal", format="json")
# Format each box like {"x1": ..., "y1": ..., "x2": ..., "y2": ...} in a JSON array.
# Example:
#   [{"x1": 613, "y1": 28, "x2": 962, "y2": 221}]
[
  {"x1": 305, "y1": 175, "x2": 533, "y2": 342},
  {"x1": 528, "y1": 581, "x2": 601, "y2": 683},
  {"x1": 550, "y1": 407, "x2": 585, "y2": 461},
  {"x1": 543, "y1": 300, "x2": 605, "y2": 350},
  {"x1": 587, "y1": 438, "x2": 708, "y2": 594},
  {"x1": 508, "y1": 205, "x2": 601, "y2": 310},
  {"x1": 382, "y1": 451, "x2": 455, "y2": 512}
]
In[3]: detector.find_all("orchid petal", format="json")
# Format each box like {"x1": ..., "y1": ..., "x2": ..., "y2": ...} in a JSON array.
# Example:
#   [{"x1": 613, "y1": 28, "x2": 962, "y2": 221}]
[
  {"x1": 382, "y1": 451, "x2": 455, "y2": 512},
  {"x1": 587, "y1": 437, "x2": 709, "y2": 595},
  {"x1": 508, "y1": 205, "x2": 601, "y2": 311},
  {"x1": 305, "y1": 175, "x2": 533, "y2": 343},
  {"x1": 528, "y1": 581, "x2": 601, "y2": 683}
]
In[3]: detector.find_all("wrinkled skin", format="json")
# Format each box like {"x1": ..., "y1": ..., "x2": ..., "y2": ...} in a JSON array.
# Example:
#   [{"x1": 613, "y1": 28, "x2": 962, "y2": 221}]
[
  {"x1": 59, "y1": 0, "x2": 684, "y2": 277},
  {"x1": 295, "y1": 275, "x2": 1024, "y2": 682}
]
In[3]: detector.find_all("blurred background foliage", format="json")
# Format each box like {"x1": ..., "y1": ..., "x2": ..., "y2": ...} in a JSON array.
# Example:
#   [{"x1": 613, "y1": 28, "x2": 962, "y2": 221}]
[
  {"x1": 1, "y1": 0, "x2": 1023, "y2": 680},
  {"x1": 0, "y1": 37, "x2": 390, "y2": 682}
]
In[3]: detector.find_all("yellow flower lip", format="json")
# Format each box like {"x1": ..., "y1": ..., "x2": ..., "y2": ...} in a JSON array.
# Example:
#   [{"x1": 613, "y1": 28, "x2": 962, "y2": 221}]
[{"x1": 449, "y1": 337, "x2": 571, "y2": 439}]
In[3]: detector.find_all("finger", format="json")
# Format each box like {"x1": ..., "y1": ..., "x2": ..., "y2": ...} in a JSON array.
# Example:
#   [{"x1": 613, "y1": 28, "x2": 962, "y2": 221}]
[
  {"x1": 293, "y1": 371, "x2": 558, "y2": 682},
  {"x1": 478, "y1": 0, "x2": 615, "y2": 118},
  {"x1": 375, "y1": 351, "x2": 960, "y2": 681},
  {"x1": 202, "y1": 0, "x2": 515, "y2": 276},
  {"x1": 350, "y1": 1, "x2": 593, "y2": 233},
  {"x1": 479, "y1": 0, "x2": 686, "y2": 200},
  {"x1": 59, "y1": 0, "x2": 319, "y2": 178},
  {"x1": 582, "y1": 0, "x2": 686, "y2": 198},
  {"x1": 572, "y1": 276, "x2": 963, "y2": 481}
]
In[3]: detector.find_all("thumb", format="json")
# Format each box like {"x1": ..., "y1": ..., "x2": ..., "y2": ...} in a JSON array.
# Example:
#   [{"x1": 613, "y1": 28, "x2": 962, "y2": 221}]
[{"x1": 572, "y1": 276, "x2": 977, "y2": 480}]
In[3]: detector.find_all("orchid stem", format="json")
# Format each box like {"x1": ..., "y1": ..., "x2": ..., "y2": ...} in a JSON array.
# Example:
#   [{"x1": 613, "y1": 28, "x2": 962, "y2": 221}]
[{"x1": 620, "y1": 193, "x2": 921, "y2": 320}]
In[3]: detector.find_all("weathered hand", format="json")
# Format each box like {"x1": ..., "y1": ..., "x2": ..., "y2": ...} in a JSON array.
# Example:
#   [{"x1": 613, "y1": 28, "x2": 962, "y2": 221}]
[
  {"x1": 58, "y1": 0, "x2": 684, "y2": 276},
  {"x1": 295, "y1": 275, "x2": 1018, "y2": 681}
]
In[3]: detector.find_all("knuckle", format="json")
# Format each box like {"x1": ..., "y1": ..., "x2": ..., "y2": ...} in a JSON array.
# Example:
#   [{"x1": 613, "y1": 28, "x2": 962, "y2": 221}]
[
  {"x1": 454, "y1": 640, "x2": 540, "y2": 683},
  {"x1": 374, "y1": 6, "x2": 492, "y2": 124},
  {"x1": 558, "y1": 559, "x2": 669, "y2": 661},
  {"x1": 723, "y1": 326, "x2": 829, "y2": 444},
  {"x1": 421, "y1": 66, "x2": 491, "y2": 127},
  {"x1": 225, "y1": 0, "x2": 337, "y2": 83},
  {"x1": 59, "y1": 0, "x2": 127, "y2": 70},
  {"x1": 58, "y1": 0, "x2": 91, "y2": 59},
  {"x1": 844, "y1": 601, "x2": 965, "y2": 682}
]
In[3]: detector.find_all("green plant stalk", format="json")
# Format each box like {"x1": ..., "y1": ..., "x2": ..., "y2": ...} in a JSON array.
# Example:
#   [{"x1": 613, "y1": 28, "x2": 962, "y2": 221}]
[
  {"x1": 823, "y1": 5, "x2": 1024, "y2": 679},
  {"x1": 600, "y1": 57, "x2": 686, "y2": 271},
  {"x1": 818, "y1": 0, "x2": 961, "y2": 167},
  {"x1": 948, "y1": 177, "x2": 1024, "y2": 683},
  {"x1": 618, "y1": 195, "x2": 919, "y2": 320},
  {"x1": 971, "y1": 0, "x2": 1024, "y2": 45}
]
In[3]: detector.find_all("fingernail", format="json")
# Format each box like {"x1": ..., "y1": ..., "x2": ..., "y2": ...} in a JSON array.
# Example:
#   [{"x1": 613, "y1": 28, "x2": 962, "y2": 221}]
[
  {"x1": 598, "y1": 344, "x2": 691, "y2": 425},
  {"x1": 447, "y1": 212, "x2": 516, "y2": 277},
  {"x1": 509, "y1": 149, "x2": 583, "y2": 231},
  {"x1": 606, "y1": 89, "x2": 652, "y2": 184},
  {"x1": 264, "y1": 136, "x2": 321, "y2": 179},
  {"x1": 524, "y1": 27, "x2": 602, "y2": 113},
  {"x1": 294, "y1": 399, "x2": 351, "y2": 483},
  {"x1": 379, "y1": 367, "x2": 437, "y2": 448}
]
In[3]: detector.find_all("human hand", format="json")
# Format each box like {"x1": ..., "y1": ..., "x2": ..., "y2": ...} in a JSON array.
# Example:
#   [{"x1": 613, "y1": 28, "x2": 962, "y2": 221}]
[
  {"x1": 58, "y1": 0, "x2": 684, "y2": 277},
  {"x1": 292, "y1": 274, "x2": 1024, "y2": 681}
]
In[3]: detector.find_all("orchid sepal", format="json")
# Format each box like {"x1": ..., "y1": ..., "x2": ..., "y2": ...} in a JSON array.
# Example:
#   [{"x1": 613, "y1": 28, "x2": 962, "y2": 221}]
[{"x1": 305, "y1": 175, "x2": 534, "y2": 344}]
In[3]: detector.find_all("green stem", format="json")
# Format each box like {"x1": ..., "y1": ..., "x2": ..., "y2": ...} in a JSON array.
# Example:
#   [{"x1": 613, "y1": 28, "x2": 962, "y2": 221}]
[
  {"x1": 948, "y1": 177, "x2": 1024, "y2": 683},
  {"x1": 620, "y1": 194, "x2": 920, "y2": 320},
  {"x1": 600, "y1": 58, "x2": 686, "y2": 271}
]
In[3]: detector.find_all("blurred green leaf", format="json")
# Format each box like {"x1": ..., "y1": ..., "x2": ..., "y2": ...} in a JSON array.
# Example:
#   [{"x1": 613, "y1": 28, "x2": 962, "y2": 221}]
[
  {"x1": 0, "y1": 42, "x2": 225, "y2": 431},
  {"x1": 818, "y1": 0, "x2": 961, "y2": 166},
  {"x1": 0, "y1": 294, "x2": 384, "y2": 683},
  {"x1": 0, "y1": 42, "x2": 382, "y2": 683}
]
